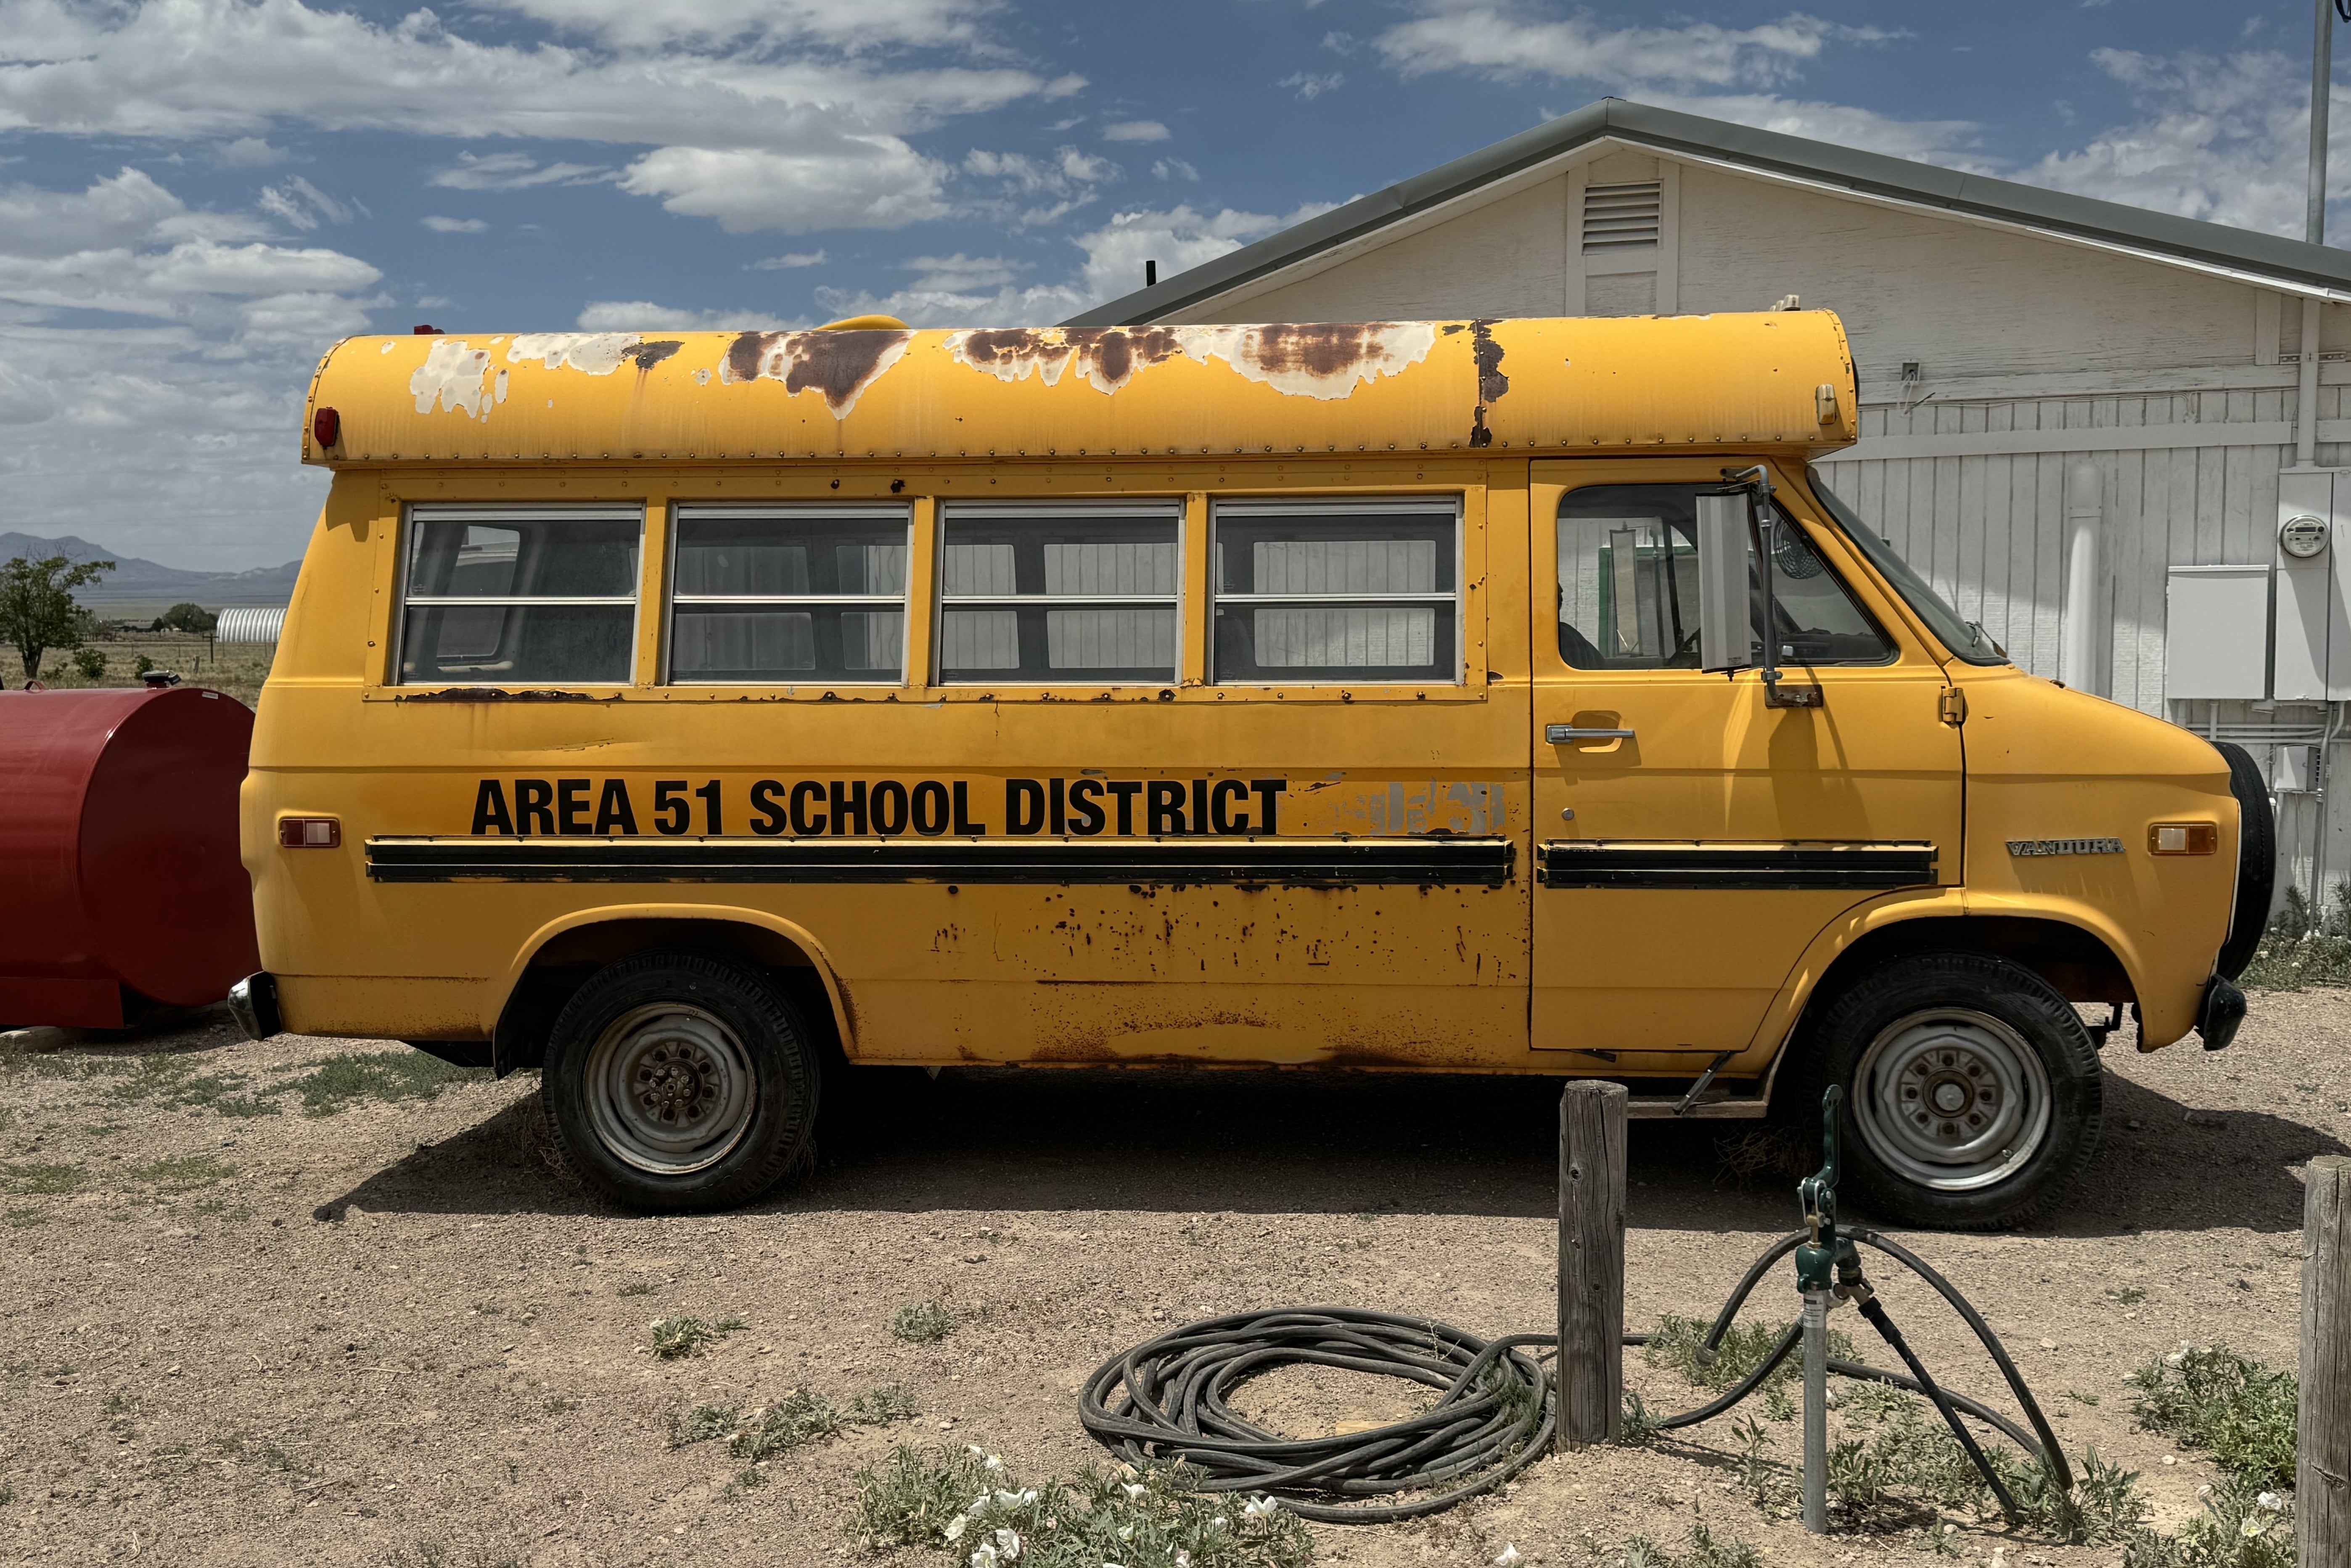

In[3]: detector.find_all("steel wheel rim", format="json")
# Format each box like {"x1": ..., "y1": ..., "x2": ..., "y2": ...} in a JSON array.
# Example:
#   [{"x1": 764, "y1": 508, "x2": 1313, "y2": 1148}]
[
  {"x1": 1851, "y1": 1008, "x2": 2051, "y2": 1193},
  {"x1": 582, "y1": 1003, "x2": 756, "y2": 1176}
]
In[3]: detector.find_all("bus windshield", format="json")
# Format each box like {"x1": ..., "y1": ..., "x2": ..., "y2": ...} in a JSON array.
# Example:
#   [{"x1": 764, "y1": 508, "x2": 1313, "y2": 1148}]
[{"x1": 1805, "y1": 468, "x2": 2009, "y2": 666}]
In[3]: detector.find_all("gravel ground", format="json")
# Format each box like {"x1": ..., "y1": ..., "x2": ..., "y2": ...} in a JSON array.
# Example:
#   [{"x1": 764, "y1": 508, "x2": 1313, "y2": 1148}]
[{"x1": 0, "y1": 992, "x2": 2343, "y2": 1568}]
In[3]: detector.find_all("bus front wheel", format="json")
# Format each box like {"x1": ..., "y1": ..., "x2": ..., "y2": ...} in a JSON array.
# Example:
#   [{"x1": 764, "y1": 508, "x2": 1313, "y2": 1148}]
[
  {"x1": 540, "y1": 951, "x2": 820, "y2": 1213},
  {"x1": 1792, "y1": 951, "x2": 2102, "y2": 1230}
]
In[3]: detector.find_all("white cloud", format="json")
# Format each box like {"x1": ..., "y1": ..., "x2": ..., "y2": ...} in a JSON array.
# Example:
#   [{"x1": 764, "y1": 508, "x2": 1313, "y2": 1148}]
[
  {"x1": 1640, "y1": 91, "x2": 1983, "y2": 166},
  {"x1": 1069, "y1": 201, "x2": 1337, "y2": 306},
  {"x1": 618, "y1": 140, "x2": 950, "y2": 233},
  {"x1": 1102, "y1": 119, "x2": 1169, "y2": 143},
  {"x1": 0, "y1": 166, "x2": 387, "y2": 570},
  {"x1": 2021, "y1": 48, "x2": 2331, "y2": 233},
  {"x1": 1279, "y1": 70, "x2": 1344, "y2": 100},
  {"x1": 574, "y1": 299, "x2": 799, "y2": 330},
  {"x1": 429, "y1": 151, "x2": 611, "y2": 190},
  {"x1": 216, "y1": 136, "x2": 288, "y2": 167},
  {"x1": 421, "y1": 215, "x2": 489, "y2": 233},
  {"x1": 1373, "y1": 5, "x2": 1886, "y2": 90},
  {"x1": 0, "y1": 0, "x2": 1052, "y2": 141},
  {"x1": 469, "y1": 0, "x2": 994, "y2": 52},
  {"x1": 257, "y1": 175, "x2": 358, "y2": 231},
  {"x1": 1152, "y1": 157, "x2": 1199, "y2": 182},
  {"x1": 899, "y1": 252, "x2": 1023, "y2": 291},
  {"x1": 751, "y1": 249, "x2": 828, "y2": 269}
]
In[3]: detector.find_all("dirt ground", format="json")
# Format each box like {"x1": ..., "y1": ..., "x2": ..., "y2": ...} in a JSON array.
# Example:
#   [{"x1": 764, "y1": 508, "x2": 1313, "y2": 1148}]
[{"x1": 0, "y1": 991, "x2": 2341, "y2": 1568}]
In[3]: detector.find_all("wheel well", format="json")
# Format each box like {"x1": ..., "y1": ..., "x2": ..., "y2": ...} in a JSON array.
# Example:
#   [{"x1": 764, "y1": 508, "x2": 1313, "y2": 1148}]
[
  {"x1": 1814, "y1": 915, "x2": 2135, "y2": 1014},
  {"x1": 490, "y1": 918, "x2": 843, "y2": 1077}
]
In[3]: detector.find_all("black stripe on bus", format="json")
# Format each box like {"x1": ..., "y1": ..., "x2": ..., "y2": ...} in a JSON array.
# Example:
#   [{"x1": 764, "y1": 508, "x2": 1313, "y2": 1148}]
[
  {"x1": 1537, "y1": 841, "x2": 1936, "y2": 890},
  {"x1": 365, "y1": 836, "x2": 1517, "y2": 887}
]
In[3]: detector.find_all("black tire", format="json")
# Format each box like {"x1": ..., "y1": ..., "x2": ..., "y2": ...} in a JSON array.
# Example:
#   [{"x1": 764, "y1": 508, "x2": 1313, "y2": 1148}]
[
  {"x1": 539, "y1": 950, "x2": 820, "y2": 1213},
  {"x1": 1790, "y1": 951, "x2": 2101, "y2": 1230},
  {"x1": 2213, "y1": 740, "x2": 2274, "y2": 982}
]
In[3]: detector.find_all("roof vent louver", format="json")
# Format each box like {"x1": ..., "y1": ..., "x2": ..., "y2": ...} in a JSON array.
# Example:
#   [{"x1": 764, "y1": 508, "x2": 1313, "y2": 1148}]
[{"x1": 1582, "y1": 180, "x2": 1662, "y2": 253}]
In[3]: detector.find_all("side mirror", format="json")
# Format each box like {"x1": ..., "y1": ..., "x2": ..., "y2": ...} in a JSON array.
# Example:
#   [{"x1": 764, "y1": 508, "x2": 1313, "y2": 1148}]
[{"x1": 1695, "y1": 492, "x2": 1752, "y2": 673}]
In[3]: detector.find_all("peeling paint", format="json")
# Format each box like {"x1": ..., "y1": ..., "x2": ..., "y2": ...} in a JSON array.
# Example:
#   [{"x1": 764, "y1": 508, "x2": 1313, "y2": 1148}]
[
  {"x1": 507, "y1": 333, "x2": 643, "y2": 375},
  {"x1": 409, "y1": 339, "x2": 494, "y2": 418},
  {"x1": 719, "y1": 328, "x2": 912, "y2": 417},
  {"x1": 945, "y1": 321, "x2": 1436, "y2": 401},
  {"x1": 1444, "y1": 320, "x2": 1510, "y2": 447}
]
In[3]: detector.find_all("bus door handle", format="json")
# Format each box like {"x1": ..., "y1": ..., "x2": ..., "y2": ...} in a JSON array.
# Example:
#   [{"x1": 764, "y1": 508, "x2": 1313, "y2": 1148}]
[{"x1": 1547, "y1": 725, "x2": 1636, "y2": 743}]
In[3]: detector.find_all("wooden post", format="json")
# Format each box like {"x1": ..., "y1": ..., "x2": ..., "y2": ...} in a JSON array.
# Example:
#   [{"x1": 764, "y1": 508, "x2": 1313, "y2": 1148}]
[
  {"x1": 2304, "y1": 1155, "x2": 2351, "y2": 1568},
  {"x1": 1558, "y1": 1080, "x2": 1628, "y2": 1451}
]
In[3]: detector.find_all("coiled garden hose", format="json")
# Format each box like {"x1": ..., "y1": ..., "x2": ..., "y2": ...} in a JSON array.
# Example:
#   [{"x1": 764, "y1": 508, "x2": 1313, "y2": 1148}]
[{"x1": 1076, "y1": 1229, "x2": 2066, "y2": 1525}]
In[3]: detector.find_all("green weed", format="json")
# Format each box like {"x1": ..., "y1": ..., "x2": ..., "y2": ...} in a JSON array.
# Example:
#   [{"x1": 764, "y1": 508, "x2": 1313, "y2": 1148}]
[
  {"x1": 128, "y1": 1156, "x2": 234, "y2": 1191},
  {"x1": 277, "y1": 1052, "x2": 487, "y2": 1116},
  {"x1": 0, "y1": 1163, "x2": 82, "y2": 1196},
  {"x1": 2129, "y1": 1344, "x2": 2298, "y2": 1490},
  {"x1": 669, "y1": 1403, "x2": 741, "y2": 1448},
  {"x1": 1643, "y1": 1314, "x2": 1850, "y2": 1394},
  {"x1": 890, "y1": 1299, "x2": 957, "y2": 1343},
  {"x1": 848, "y1": 1445, "x2": 1314, "y2": 1568},
  {"x1": 649, "y1": 1316, "x2": 745, "y2": 1359},
  {"x1": 1620, "y1": 1518, "x2": 1764, "y2": 1568},
  {"x1": 616, "y1": 1281, "x2": 656, "y2": 1298}
]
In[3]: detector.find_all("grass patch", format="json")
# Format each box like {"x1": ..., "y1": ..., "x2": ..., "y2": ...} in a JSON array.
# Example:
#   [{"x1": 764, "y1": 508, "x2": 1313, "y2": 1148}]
[
  {"x1": 128, "y1": 1156, "x2": 234, "y2": 1191},
  {"x1": 2240, "y1": 925, "x2": 2351, "y2": 990},
  {"x1": 616, "y1": 1281, "x2": 656, "y2": 1298},
  {"x1": 1643, "y1": 1314, "x2": 1851, "y2": 1394},
  {"x1": 670, "y1": 1404, "x2": 741, "y2": 1448},
  {"x1": 0, "y1": 1163, "x2": 83, "y2": 1196},
  {"x1": 6, "y1": 1208, "x2": 47, "y2": 1229},
  {"x1": 2120, "y1": 1474, "x2": 2294, "y2": 1568},
  {"x1": 1623, "y1": 1518, "x2": 1764, "y2": 1568},
  {"x1": 277, "y1": 1052, "x2": 488, "y2": 1116},
  {"x1": 2128, "y1": 1343, "x2": 2298, "y2": 1491},
  {"x1": 849, "y1": 1445, "x2": 1313, "y2": 1568},
  {"x1": 890, "y1": 1299, "x2": 957, "y2": 1343},
  {"x1": 733, "y1": 1386, "x2": 918, "y2": 1462},
  {"x1": 648, "y1": 1315, "x2": 747, "y2": 1359}
]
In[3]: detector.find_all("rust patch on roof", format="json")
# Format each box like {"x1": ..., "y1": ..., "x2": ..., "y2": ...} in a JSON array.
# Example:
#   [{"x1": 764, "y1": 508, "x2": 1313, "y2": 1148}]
[
  {"x1": 720, "y1": 328, "x2": 912, "y2": 417},
  {"x1": 621, "y1": 339, "x2": 682, "y2": 371},
  {"x1": 947, "y1": 325, "x2": 1185, "y2": 394},
  {"x1": 1446, "y1": 320, "x2": 1510, "y2": 447},
  {"x1": 1195, "y1": 321, "x2": 1438, "y2": 400}
]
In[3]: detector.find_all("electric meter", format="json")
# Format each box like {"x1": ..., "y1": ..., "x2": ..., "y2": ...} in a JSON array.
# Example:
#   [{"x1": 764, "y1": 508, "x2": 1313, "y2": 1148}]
[{"x1": 2281, "y1": 513, "x2": 2331, "y2": 559}]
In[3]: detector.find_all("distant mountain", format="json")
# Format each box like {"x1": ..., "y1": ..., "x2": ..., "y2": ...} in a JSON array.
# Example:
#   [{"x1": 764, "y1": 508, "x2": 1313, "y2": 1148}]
[{"x1": 0, "y1": 532, "x2": 301, "y2": 606}]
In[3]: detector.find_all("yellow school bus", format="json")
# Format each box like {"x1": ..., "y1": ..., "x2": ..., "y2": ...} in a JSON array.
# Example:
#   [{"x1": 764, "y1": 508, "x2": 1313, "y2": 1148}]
[{"x1": 231, "y1": 312, "x2": 2268, "y2": 1227}]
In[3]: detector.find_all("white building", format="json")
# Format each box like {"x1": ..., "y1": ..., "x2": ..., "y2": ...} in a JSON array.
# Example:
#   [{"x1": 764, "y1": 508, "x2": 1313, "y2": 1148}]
[{"x1": 1072, "y1": 98, "x2": 2351, "y2": 912}]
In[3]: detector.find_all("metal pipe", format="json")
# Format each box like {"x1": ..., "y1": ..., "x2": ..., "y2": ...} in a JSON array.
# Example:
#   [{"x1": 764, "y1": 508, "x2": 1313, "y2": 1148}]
[
  {"x1": 2304, "y1": 0, "x2": 2333, "y2": 465},
  {"x1": 2061, "y1": 460, "x2": 2102, "y2": 694},
  {"x1": 2301, "y1": 305, "x2": 2324, "y2": 467},
  {"x1": 1801, "y1": 1287, "x2": 1830, "y2": 1533}
]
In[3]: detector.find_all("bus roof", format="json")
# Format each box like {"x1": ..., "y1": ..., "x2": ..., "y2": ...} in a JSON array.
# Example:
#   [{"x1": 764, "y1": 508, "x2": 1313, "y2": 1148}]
[{"x1": 300, "y1": 311, "x2": 1856, "y2": 468}]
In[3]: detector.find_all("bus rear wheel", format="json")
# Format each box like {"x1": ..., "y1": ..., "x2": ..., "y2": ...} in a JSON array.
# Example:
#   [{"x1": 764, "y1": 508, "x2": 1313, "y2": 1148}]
[
  {"x1": 540, "y1": 951, "x2": 820, "y2": 1213},
  {"x1": 1793, "y1": 951, "x2": 2101, "y2": 1230}
]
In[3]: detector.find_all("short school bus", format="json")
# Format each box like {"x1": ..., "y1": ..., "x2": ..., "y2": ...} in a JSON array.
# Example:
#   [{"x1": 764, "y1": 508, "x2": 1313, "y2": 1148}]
[{"x1": 234, "y1": 311, "x2": 2269, "y2": 1227}]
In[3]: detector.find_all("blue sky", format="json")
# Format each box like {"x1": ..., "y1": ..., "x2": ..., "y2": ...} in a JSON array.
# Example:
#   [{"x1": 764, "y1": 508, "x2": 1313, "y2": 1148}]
[{"x1": 0, "y1": 0, "x2": 2339, "y2": 570}]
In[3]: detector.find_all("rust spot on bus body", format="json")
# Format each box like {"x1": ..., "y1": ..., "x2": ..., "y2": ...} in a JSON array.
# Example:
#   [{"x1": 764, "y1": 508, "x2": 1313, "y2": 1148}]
[
  {"x1": 1235, "y1": 323, "x2": 1396, "y2": 382},
  {"x1": 621, "y1": 339, "x2": 682, "y2": 371},
  {"x1": 720, "y1": 328, "x2": 914, "y2": 416},
  {"x1": 948, "y1": 325, "x2": 1185, "y2": 394},
  {"x1": 1445, "y1": 320, "x2": 1510, "y2": 448}
]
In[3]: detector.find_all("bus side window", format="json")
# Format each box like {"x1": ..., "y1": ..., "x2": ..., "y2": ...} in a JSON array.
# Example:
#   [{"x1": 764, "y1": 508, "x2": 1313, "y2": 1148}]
[
  {"x1": 669, "y1": 505, "x2": 910, "y2": 684},
  {"x1": 1556, "y1": 484, "x2": 1890, "y2": 671},
  {"x1": 936, "y1": 503, "x2": 1181, "y2": 684},
  {"x1": 398, "y1": 506, "x2": 641, "y2": 686},
  {"x1": 1211, "y1": 498, "x2": 1462, "y2": 684}
]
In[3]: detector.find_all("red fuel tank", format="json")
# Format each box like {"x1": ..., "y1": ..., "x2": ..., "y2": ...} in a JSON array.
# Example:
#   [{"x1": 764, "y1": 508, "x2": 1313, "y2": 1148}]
[{"x1": 0, "y1": 687, "x2": 261, "y2": 1027}]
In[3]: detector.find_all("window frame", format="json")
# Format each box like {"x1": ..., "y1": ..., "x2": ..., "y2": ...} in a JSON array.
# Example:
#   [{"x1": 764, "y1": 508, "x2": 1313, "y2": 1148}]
[
  {"x1": 393, "y1": 502, "x2": 645, "y2": 688},
  {"x1": 662, "y1": 502, "x2": 914, "y2": 687},
  {"x1": 1553, "y1": 481, "x2": 1894, "y2": 673},
  {"x1": 1209, "y1": 494, "x2": 1467, "y2": 687},
  {"x1": 931, "y1": 499, "x2": 1186, "y2": 687}
]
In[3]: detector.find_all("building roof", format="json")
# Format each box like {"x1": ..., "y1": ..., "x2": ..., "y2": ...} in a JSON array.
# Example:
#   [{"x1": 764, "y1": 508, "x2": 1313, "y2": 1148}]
[{"x1": 1066, "y1": 97, "x2": 2351, "y2": 326}]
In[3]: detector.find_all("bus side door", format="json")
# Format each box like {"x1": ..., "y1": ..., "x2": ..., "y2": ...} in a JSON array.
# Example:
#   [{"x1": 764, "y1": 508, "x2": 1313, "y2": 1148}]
[{"x1": 1526, "y1": 458, "x2": 1963, "y2": 1081}]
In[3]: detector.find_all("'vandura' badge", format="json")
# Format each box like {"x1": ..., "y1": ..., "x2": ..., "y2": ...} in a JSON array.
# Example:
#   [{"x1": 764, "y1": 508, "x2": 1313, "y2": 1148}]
[{"x1": 2006, "y1": 838, "x2": 2126, "y2": 857}]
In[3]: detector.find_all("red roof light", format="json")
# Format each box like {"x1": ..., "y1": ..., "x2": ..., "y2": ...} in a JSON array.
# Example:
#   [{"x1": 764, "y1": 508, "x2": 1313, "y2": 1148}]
[{"x1": 312, "y1": 406, "x2": 341, "y2": 449}]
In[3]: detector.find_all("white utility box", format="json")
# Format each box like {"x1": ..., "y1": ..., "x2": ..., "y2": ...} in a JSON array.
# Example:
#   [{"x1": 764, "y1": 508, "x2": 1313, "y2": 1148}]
[{"x1": 2166, "y1": 564, "x2": 2272, "y2": 699}]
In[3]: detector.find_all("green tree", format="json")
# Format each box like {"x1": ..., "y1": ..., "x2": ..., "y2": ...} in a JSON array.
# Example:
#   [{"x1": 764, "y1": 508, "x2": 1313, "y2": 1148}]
[
  {"x1": 0, "y1": 555, "x2": 114, "y2": 682},
  {"x1": 151, "y1": 602, "x2": 217, "y2": 634}
]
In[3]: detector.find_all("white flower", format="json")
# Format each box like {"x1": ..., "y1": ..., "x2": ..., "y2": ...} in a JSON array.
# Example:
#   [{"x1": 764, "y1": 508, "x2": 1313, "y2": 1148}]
[
  {"x1": 984, "y1": 1454, "x2": 1006, "y2": 1473},
  {"x1": 1243, "y1": 1497, "x2": 1280, "y2": 1520},
  {"x1": 1174, "y1": 1552, "x2": 1191, "y2": 1568},
  {"x1": 1496, "y1": 1546, "x2": 1524, "y2": 1568},
  {"x1": 2241, "y1": 1516, "x2": 2271, "y2": 1539},
  {"x1": 997, "y1": 1489, "x2": 1037, "y2": 1508},
  {"x1": 993, "y1": 1527, "x2": 1023, "y2": 1561},
  {"x1": 1123, "y1": 1483, "x2": 1148, "y2": 1500},
  {"x1": 969, "y1": 1547, "x2": 998, "y2": 1568},
  {"x1": 945, "y1": 1516, "x2": 969, "y2": 1543},
  {"x1": 2257, "y1": 1492, "x2": 2284, "y2": 1511},
  {"x1": 968, "y1": 1445, "x2": 987, "y2": 1457}
]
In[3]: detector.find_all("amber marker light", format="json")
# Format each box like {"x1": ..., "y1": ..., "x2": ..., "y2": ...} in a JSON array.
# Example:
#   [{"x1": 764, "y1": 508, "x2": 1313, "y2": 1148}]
[
  {"x1": 2148, "y1": 822, "x2": 2217, "y2": 855},
  {"x1": 278, "y1": 817, "x2": 342, "y2": 849}
]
